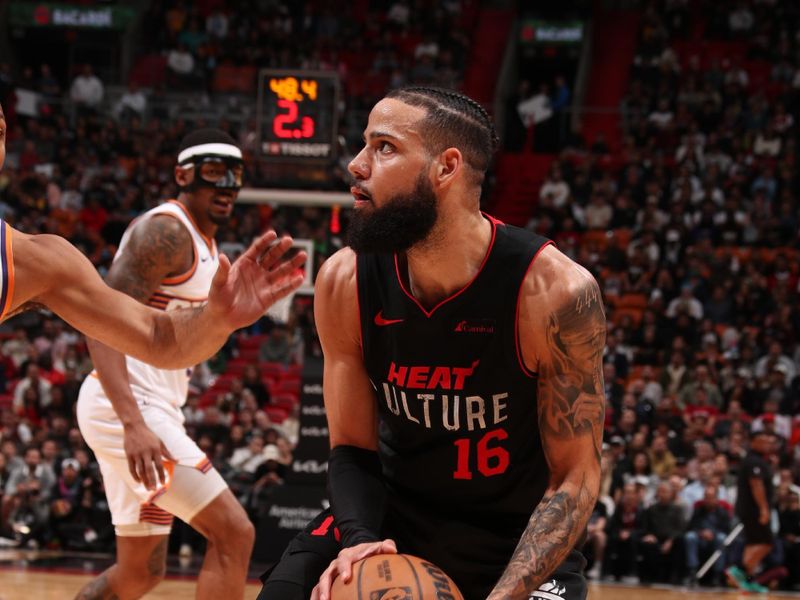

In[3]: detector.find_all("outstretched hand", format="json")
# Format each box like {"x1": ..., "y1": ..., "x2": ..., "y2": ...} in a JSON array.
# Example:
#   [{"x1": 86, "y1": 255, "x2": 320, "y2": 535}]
[
  {"x1": 311, "y1": 539, "x2": 398, "y2": 600},
  {"x1": 208, "y1": 231, "x2": 306, "y2": 331}
]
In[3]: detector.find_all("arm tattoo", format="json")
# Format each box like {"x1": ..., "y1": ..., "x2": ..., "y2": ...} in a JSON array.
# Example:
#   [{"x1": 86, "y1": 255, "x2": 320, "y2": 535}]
[
  {"x1": 539, "y1": 274, "x2": 606, "y2": 463},
  {"x1": 489, "y1": 273, "x2": 605, "y2": 600},
  {"x1": 491, "y1": 477, "x2": 595, "y2": 598},
  {"x1": 73, "y1": 573, "x2": 119, "y2": 600},
  {"x1": 108, "y1": 215, "x2": 194, "y2": 302}
]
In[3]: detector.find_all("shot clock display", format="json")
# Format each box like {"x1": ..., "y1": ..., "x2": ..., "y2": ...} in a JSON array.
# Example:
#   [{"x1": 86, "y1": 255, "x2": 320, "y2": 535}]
[{"x1": 257, "y1": 69, "x2": 340, "y2": 161}]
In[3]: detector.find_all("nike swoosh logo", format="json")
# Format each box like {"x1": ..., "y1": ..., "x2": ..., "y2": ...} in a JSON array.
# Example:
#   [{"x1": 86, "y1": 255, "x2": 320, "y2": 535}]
[{"x1": 374, "y1": 310, "x2": 404, "y2": 326}]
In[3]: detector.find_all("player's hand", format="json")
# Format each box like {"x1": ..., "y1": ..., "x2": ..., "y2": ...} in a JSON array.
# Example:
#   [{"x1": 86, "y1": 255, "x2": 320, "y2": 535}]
[
  {"x1": 123, "y1": 421, "x2": 175, "y2": 491},
  {"x1": 311, "y1": 539, "x2": 398, "y2": 600},
  {"x1": 207, "y1": 231, "x2": 307, "y2": 331}
]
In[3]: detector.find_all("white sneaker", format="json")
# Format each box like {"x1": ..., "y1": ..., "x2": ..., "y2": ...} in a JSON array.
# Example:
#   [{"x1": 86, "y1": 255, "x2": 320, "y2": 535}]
[
  {"x1": 179, "y1": 543, "x2": 193, "y2": 558},
  {"x1": 586, "y1": 564, "x2": 601, "y2": 580}
]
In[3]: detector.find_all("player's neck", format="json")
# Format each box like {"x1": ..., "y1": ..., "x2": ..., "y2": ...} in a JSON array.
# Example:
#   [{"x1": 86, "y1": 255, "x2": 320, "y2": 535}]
[
  {"x1": 403, "y1": 211, "x2": 492, "y2": 309},
  {"x1": 175, "y1": 195, "x2": 218, "y2": 239}
]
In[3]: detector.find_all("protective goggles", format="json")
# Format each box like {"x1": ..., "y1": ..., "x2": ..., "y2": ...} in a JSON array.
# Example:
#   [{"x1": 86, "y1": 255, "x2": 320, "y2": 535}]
[{"x1": 177, "y1": 143, "x2": 244, "y2": 191}]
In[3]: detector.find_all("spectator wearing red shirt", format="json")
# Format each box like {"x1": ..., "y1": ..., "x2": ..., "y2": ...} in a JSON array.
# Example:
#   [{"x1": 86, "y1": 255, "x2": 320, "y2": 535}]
[{"x1": 683, "y1": 387, "x2": 720, "y2": 435}]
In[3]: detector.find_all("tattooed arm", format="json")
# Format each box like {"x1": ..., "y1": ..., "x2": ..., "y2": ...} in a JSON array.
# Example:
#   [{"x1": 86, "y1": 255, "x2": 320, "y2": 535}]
[
  {"x1": 488, "y1": 246, "x2": 605, "y2": 600},
  {"x1": 8, "y1": 224, "x2": 305, "y2": 369}
]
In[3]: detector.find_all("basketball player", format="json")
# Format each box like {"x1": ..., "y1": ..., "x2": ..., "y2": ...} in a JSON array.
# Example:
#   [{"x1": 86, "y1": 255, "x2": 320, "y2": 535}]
[
  {"x1": 74, "y1": 129, "x2": 279, "y2": 600},
  {"x1": 259, "y1": 87, "x2": 603, "y2": 600},
  {"x1": 0, "y1": 102, "x2": 305, "y2": 369},
  {"x1": 725, "y1": 430, "x2": 776, "y2": 593}
]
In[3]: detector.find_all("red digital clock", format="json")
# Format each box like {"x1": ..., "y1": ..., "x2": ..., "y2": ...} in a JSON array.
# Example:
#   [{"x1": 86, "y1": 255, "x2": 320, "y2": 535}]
[{"x1": 257, "y1": 69, "x2": 340, "y2": 161}]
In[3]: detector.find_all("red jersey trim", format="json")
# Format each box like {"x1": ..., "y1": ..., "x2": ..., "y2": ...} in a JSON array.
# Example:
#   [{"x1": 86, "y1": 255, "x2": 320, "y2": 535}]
[
  {"x1": 394, "y1": 215, "x2": 497, "y2": 318},
  {"x1": 139, "y1": 503, "x2": 174, "y2": 525},
  {"x1": 194, "y1": 457, "x2": 213, "y2": 474},
  {"x1": 515, "y1": 240, "x2": 555, "y2": 378}
]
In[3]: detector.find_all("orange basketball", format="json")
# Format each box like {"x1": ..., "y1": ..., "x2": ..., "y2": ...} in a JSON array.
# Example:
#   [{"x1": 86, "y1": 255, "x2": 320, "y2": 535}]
[{"x1": 330, "y1": 553, "x2": 465, "y2": 600}]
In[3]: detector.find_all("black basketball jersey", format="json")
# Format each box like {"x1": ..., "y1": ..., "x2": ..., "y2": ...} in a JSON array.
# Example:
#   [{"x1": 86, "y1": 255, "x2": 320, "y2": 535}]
[{"x1": 357, "y1": 216, "x2": 555, "y2": 596}]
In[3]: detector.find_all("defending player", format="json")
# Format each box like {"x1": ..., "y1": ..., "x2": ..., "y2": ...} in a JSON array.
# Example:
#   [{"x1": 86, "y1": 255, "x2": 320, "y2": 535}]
[
  {"x1": 74, "y1": 130, "x2": 274, "y2": 600},
  {"x1": 0, "y1": 102, "x2": 306, "y2": 369}
]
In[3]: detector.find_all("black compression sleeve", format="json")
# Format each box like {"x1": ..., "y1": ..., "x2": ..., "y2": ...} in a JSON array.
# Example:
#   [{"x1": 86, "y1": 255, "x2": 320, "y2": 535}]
[{"x1": 327, "y1": 445, "x2": 386, "y2": 548}]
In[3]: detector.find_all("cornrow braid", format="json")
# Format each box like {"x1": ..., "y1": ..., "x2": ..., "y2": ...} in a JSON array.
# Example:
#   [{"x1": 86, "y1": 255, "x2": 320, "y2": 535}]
[{"x1": 385, "y1": 86, "x2": 499, "y2": 178}]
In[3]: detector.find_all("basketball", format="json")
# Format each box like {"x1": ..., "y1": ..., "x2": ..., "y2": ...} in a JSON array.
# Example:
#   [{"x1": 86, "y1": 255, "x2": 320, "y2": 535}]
[{"x1": 330, "y1": 554, "x2": 465, "y2": 600}]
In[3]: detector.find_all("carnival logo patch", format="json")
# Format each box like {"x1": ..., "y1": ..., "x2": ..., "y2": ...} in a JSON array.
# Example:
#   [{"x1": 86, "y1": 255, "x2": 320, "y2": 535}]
[{"x1": 453, "y1": 318, "x2": 495, "y2": 334}]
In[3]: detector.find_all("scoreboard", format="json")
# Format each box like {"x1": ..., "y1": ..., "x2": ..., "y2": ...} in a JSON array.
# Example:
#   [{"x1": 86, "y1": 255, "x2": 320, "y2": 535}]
[{"x1": 257, "y1": 69, "x2": 340, "y2": 162}]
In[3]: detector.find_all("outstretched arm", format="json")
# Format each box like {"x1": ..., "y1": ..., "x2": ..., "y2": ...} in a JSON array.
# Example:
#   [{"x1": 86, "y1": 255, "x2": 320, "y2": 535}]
[
  {"x1": 9, "y1": 228, "x2": 305, "y2": 369},
  {"x1": 489, "y1": 247, "x2": 605, "y2": 599}
]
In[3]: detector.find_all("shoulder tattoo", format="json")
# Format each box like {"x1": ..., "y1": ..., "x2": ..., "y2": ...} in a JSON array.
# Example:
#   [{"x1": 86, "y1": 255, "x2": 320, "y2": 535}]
[
  {"x1": 538, "y1": 272, "x2": 606, "y2": 462},
  {"x1": 108, "y1": 215, "x2": 193, "y2": 302}
]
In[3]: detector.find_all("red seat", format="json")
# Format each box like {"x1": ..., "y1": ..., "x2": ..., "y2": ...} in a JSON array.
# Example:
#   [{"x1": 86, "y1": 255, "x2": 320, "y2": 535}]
[
  {"x1": 262, "y1": 375, "x2": 277, "y2": 392},
  {"x1": 238, "y1": 348, "x2": 259, "y2": 362},
  {"x1": 284, "y1": 364, "x2": 302, "y2": 376},
  {"x1": 259, "y1": 361, "x2": 287, "y2": 376},
  {"x1": 617, "y1": 293, "x2": 648, "y2": 310},
  {"x1": 239, "y1": 334, "x2": 267, "y2": 351},
  {"x1": 212, "y1": 65, "x2": 256, "y2": 93},
  {"x1": 198, "y1": 390, "x2": 218, "y2": 408},
  {"x1": 225, "y1": 359, "x2": 249, "y2": 376},
  {"x1": 272, "y1": 393, "x2": 298, "y2": 409},
  {"x1": 274, "y1": 379, "x2": 300, "y2": 394},
  {"x1": 128, "y1": 54, "x2": 166, "y2": 88},
  {"x1": 265, "y1": 406, "x2": 289, "y2": 424}
]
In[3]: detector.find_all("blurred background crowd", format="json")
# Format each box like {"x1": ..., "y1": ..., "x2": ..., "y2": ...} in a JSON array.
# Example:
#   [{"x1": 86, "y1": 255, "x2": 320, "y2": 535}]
[{"x1": 0, "y1": 0, "x2": 799, "y2": 590}]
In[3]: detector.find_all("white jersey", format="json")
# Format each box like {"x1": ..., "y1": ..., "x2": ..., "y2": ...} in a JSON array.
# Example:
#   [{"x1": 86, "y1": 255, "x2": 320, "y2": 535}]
[{"x1": 108, "y1": 200, "x2": 218, "y2": 410}]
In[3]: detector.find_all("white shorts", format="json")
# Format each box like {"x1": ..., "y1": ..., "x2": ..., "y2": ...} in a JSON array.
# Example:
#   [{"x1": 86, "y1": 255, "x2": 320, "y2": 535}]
[{"x1": 77, "y1": 375, "x2": 228, "y2": 536}]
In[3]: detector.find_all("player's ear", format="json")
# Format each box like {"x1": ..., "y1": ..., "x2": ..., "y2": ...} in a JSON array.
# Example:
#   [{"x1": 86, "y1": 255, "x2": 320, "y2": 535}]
[
  {"x1": 434, "y1": 147, "x2": 462, "y2": 189},
  {"x1": 174, "y1": 165, "x2": 193, "y2": 187}
]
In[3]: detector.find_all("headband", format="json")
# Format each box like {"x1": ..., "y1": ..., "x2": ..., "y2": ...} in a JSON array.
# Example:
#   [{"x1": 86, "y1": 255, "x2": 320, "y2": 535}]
[{"x1": 178, "y1": 142, "x2": 242, "y2": 164}]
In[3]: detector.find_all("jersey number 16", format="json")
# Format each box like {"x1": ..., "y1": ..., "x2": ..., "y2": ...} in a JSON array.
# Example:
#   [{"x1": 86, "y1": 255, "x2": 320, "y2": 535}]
[{"x1": 453, "y1": 428, "x2": 510, "y2": 480}]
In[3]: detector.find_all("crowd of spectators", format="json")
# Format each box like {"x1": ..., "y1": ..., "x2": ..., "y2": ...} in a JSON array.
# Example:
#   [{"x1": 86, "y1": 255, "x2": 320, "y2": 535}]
[
  {"x1": 1, "y1": 0, "x2": 800, "y2": 589},
  {"x1": 522, "y1": 0, "x2": 800, "y2": 589},
  {"x1": 0, "y1": 307, "x2": 305, "y2": 554}
]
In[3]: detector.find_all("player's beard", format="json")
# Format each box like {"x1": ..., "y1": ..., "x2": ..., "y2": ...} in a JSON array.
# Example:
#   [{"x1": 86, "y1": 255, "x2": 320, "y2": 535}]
[{"x1": 347, "y1": 172, "x2": 438, "y2": 255}]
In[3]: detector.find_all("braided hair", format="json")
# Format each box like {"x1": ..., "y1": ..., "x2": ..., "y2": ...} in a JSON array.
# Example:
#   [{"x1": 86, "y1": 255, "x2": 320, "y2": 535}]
[{"x1": 385, "y1": 86, "x2": 499, "y2": 180}]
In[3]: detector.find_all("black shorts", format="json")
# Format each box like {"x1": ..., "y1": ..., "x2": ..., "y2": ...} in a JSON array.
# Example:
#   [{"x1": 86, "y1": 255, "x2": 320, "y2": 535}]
[
  {"x1": 742, "y1": 517, "x2": 773, "y2": 546},
  {"x1": 258, "y1": 508, "x2": 588, "y2": 600}
]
